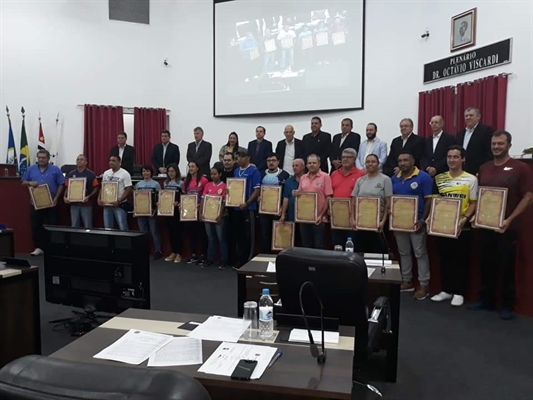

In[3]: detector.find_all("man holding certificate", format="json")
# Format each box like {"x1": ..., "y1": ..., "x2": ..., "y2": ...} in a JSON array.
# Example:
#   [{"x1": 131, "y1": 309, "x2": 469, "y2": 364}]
[
  {"x1": 391, "y1": 152, "x2": 433, "y2": 300},
  {"x1": 63, "y1": 154, "x2": 99, "y2": 228},
  {"x1": 21, "y1": 149, "x2": 65, "y2": 256},
  {"x1": 470, "y1": 131, "x2": 533, "y2": 320},
  {"x1": 99, "y1": 155, "x2": 132, "y2": 231},
  {"x1": 431, "y1": 146, "x2": 478, "y2": 307}
]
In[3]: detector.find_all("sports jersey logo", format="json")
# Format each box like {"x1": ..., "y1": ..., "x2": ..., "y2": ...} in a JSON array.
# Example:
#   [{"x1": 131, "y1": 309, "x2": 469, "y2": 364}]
[
  {"x1": 410, "y1": 182, "x2": 418, "y2": 189},
  {"x1": 217, "y1": 189, "x2": 222, "y2": 195}
]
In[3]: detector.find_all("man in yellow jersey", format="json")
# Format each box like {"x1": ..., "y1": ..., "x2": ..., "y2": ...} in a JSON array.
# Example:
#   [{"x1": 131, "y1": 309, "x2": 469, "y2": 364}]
[{"x1": 430, "y1": 145, "x2": 478, "y2": 307}]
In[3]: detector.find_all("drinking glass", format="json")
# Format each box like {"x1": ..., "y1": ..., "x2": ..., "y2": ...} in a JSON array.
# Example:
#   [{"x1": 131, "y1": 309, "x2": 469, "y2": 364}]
[
  {"x1": 242, "y1": 301, "x2": 258, "y2": 339},
  {"x1": 334, "y1": 245, "x2": 343, "y2": 251}
]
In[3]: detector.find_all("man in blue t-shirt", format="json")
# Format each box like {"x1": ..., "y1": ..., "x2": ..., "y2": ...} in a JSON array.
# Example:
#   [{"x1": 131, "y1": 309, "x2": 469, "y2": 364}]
[
  {"x1": 21, "y1": 149, "x2": 65, "y2": 256},
  {"x1": 391, "y1": 152, "x2": 433, "y2": 300}
]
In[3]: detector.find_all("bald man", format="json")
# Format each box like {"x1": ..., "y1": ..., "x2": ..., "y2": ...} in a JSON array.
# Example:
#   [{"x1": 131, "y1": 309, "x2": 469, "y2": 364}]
[
  {"x1": 276, "y1": 125, "x2": 304, "y2": 174},
  {"x1": 421, "y1": 115, "x2": 456, "y2": 177}
]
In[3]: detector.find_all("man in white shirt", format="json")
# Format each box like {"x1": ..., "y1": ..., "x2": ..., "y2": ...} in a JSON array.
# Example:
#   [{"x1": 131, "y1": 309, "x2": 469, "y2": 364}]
[
  {"x1": 99, "y1": 155, "x2": 132, "y2": 231},
  {"x1": 356, "y1": 123, "x2": 388, "y2": 171},
  {"x1": 277, "y1": 25, "x2": 296, "y2": 71},
  {"x1": 275, "y1": 125, "x2": 304, "y2": 174},
  {"x1": 421, "y1": 115, "x2": 456, "y2": 177}
]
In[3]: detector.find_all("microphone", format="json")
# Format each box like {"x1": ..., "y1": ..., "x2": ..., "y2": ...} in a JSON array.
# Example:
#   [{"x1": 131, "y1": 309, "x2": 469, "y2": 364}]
[
  {"x1": 379, "y1": 229, "x2": 392, "y2": 275},
  {"x1": 299, "y1": 281, "x2": 326, "y2": 364}
]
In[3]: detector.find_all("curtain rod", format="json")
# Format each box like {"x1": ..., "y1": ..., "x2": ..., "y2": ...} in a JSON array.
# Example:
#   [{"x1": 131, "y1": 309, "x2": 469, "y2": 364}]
[
  {"x1": 77, "y1": 105, "x2": 170, "y2": 112},
  {"x1": 423, "y1": 72, "x2": 512, "y2": 93}
]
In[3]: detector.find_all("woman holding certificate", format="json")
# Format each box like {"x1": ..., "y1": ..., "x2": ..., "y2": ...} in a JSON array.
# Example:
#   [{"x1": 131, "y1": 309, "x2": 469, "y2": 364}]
[
  {"x1": 183, "y1": 161, "x2": 209, "y2": 266},
  {"x1": 134, "y1": 165, "x2": 162, "y2": 261},
  {"x1": 162, "y1": 164, "x2": 184, "y2": 263}
]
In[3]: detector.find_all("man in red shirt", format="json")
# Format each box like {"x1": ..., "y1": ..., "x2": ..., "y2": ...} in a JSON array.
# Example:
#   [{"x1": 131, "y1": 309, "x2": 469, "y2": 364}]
[
  {"x1": 330, "y1": 148, "x2": 365, "y2": 247},
  {"x1": 470, "y1": 130, "x2": 533, "y2": 320}
]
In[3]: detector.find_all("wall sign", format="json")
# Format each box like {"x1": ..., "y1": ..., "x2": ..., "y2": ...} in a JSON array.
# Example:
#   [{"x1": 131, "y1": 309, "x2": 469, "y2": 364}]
[{"x1": 424, "y1": 38, "x2": 512, "y2": 84}]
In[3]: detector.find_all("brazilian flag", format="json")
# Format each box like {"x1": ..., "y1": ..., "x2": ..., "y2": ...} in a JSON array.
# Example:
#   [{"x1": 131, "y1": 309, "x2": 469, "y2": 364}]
[{"x1": 19, "y1": 107, "x2": 30, "y2": 176}]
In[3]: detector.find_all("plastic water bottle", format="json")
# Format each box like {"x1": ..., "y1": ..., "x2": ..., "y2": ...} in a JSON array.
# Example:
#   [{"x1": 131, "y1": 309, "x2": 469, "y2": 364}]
[
  {"x1": 259, "y1": 288, "x2": 274, "y2": 340},
  {"x1": 345, "y1": 237, "x2": 354, "y2": 252}
]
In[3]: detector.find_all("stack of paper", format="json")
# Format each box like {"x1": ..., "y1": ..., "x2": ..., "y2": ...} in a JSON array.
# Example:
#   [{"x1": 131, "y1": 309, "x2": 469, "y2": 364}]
[
  {"x1": 266, "y1": 261, "x2": 276, "y2": 272},
  {"x1": 288, "y1": 329, "x2": 340, "y2": 344},
  {"x1": 198, "y1": 342, "x2": 277, "y2": 379},
  {"x1": 148, "y1": 337, "x2": 203, "y2": 367},
  {"x1": 187, "y1": 316, "x2": 249, "y2": 343}
]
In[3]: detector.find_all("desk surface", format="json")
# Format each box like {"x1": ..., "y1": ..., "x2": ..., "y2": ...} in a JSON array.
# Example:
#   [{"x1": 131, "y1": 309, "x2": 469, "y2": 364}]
[
  {"x1": 50, "y1": 309, "x2": 355, "y2": 399},
  {"x1": 0, "y1": 265, "x2": 38, "y2": 280}
]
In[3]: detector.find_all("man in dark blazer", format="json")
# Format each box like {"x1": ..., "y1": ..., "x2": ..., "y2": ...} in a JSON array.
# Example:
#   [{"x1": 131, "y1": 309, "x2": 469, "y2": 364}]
[
  {"x1": 384, "y1": 118, "x2": 425, "y2": 176},
  {"x1": 247, "y1": 126, "x2": 273, "y2": 173},
  {"x1": 330, "y1": 118, "x2": 361, "y2": 172},
  {"x1": 302, "y1": 116, "x2": 332, "y2": 173},
  {"x1": 421, "y1": 115, "x2": 456, "y2": 177},
  {"x1": 151, "y1": 129, "x2": 180, "y2": 174},
  {"x1": 186, "y1": 127, "x2": 213, "y2": 177},
  {"x1": 275, "y1": 124, "x2": 304, "y2": 175},
  {"x1": 109, "y1": 132, "x2": 135, "y2": 175},
  {"x1": 455, "y1": 107, "x2": 494, "y2": 175}
]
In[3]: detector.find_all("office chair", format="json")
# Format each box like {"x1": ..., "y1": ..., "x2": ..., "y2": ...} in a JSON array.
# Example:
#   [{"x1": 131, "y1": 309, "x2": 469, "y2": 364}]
[
  {"x1": 0, "y1": 355, "x2": 212, "y2": 400},
  {"x1": 60, "y1": 164, "x2": 76, "y2": 174}
]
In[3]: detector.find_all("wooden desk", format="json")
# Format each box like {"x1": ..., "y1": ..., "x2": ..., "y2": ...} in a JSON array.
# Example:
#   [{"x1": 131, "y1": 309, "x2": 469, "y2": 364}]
[
  {"x1": 50, "y1": 309, "x2": 360, "y2": 400},
  {"x1": 236, "y1": 254, "x2": 403, "y2": 383},
  {"x1": 0, "y1": 265, "x2": 41, "y2": 368}
]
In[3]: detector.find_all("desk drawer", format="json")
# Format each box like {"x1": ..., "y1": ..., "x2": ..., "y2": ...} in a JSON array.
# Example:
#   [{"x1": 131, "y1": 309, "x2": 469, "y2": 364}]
[{"x1": 245, "y1": 274, "x2": 279, "y2": 301}]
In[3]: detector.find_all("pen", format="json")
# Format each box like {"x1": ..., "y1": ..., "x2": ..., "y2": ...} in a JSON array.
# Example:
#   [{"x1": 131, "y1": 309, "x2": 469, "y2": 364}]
[{"x1": 267, "y1": 350, "x2": 283, "y2": 369}]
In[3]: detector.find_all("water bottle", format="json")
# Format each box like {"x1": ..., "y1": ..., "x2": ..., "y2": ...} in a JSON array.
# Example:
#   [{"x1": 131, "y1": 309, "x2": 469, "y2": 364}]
[
  {"x1": 345, "y1": 237, "x2": 354, "y2": 252},
  {"x1": 259, "y1": 288, "x2": 274, "y2": 340}
]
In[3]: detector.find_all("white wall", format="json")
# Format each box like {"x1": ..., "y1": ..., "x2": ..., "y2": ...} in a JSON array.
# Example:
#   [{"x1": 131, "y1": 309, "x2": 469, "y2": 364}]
[{"x1": 1, "y1": 0, "x2": 532, "y2": 173}]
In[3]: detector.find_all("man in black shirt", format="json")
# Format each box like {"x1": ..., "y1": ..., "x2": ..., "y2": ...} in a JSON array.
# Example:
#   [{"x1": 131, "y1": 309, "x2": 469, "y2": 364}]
[
  {"x1": 217, "y1": 152, "x2": 238, "y2": 266},
  {"x1": 302, "y1": 116, "x2": 332, "y2": 173},
  {"x1": 218, "y1": 152, "x2": 237, "y2": 182}
]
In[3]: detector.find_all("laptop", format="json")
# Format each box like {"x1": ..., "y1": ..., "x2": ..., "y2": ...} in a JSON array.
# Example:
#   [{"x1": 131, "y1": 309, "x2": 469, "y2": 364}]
[{"x1": 0, "y1": 257, "x2": 32, "y2": 269}]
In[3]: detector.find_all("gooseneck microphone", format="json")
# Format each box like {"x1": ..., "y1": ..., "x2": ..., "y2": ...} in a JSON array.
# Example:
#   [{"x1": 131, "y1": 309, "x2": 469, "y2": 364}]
[{"x1": 299, "y1": 281, "x2": 326, "y2": 364}]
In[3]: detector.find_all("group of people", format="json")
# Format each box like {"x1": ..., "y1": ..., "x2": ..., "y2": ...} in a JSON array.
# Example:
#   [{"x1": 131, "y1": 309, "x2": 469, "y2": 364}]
[{"x1": 20, "y1": 107, "x2": 533, "y2": 320}]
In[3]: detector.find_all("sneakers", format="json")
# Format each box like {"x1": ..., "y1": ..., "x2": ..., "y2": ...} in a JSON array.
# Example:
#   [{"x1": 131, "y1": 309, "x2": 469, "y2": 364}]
[
  {"x1": 164, "y1": 253, "x2": 176, "y2": 262},
  {"x1": 153, "y1": 251, "x2": 162, "y2": 261},
  {"x1": 186, "y1": 255, "x2": 198, "y2": 264},
  {"x1": 413, "y1": 285, "x2": 429, "y2": 300},
  {"x1": 31, "y1": 248, "x2": 44, "y2": 256},
  {"x1": 400, "y1": 281, "x2": 414, "y2": 292},
  {"x1": 467, "y1": 301, "x2": 495, "y2": 311},
  {"x1": 431, "y1": 291, "x2": 453, "y2": 302},
  {"x1": 451, "y1": 295, "x2": 464, "y2": 307},
  {"x1": 201, "y1": 261, "x2": 214, "y2": 269},
  {"x1": 500, "y1": 309, "x2": 515, "y2": 320},
  {"x1": 218, "y1": 263, "x2": 227, "y2": 270},
  {"x1": 173, "y1": 254, "x2": 182, "y2": 263}
]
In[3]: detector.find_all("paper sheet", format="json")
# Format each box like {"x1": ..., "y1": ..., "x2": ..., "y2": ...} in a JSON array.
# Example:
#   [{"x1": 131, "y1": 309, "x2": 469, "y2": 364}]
[
  {"x1": 187, "y1": 316, "x2": 250, "y2": 343},
  {"x1": 198, "y1": 342, "x2": 278, "y2": 379},
  {"x1": 147, "y1": 337, "x2": 203, "y2": 367},
  {"x1": 93, "y1": 329, "x2": 173, "y2": 365},
  {"x1": 289, "y1": 329, "x2": 340, "y2": 344},
  {"x1": 266, "y1": 261, "x2": 276, "y2": 272},
  {"x1": 367, "y1": 267, "x2": 375, "y2": 277},
  {"x1": 364, "y1": 259, "x2": 392, "y2": 266}
]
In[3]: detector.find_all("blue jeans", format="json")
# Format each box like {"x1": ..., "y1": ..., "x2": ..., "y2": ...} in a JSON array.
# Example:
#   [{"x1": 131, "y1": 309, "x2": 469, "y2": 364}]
[
  {"x1": 138, "y1": 216, "x2": 161, "y2": 253},
  {"x1": 280, "y1": 48, "x2": 294, "y2": 69},
  {"x1": 204, "y1": 219, "x2": 228, "y2": 264},
  {"x1": 70, "y1": 205, "x2": 93, "y2": 228},
  {"x1": 103, "y1": 207, "x2": 129, "y2": 231}
]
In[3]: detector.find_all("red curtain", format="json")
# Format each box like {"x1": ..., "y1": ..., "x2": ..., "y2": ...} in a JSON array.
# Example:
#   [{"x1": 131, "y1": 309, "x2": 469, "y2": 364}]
[
  {"x1": 417, "y1": 86, "x2": 456, "y2": 138},
  {"x1": 456, "y1": 73, "x2": 508, "y2": 131},
  {"x1": 83, "y1": 104, "x2": 124, "y2": 175},
  {"x1": 133, "y1": 108, "x2": 167, "y2": 166}
]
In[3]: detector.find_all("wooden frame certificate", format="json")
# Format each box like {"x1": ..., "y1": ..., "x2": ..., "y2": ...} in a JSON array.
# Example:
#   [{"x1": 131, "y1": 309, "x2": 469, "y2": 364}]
[
  {"x1": 202, "y1": 195, "x2": 222, "y2": 223},
  {"x1": 329, "y1": 198, "x2": 352, "y2": 230},
  {"x1": 67, "y1": 178, "x2": 86, "y2": 202},
  {"x1": 354, "y1": 196, "x2": 380, "y2": 231},
  {"x1": 180, "y1": 194, "x2": 198, "y2": 221},
  {"x1": 30, "y1": 184, "x2": 53, "y2": 210},
  {"x1": 295, "y1": 192, "x2": 318, "y2": 223},
  {"x1": 475, "y1": 186, "x2": 507, "y2": 230},
  {"x1": 390, "y1": 195, "x2": 418, "y2": 232},
  {"x1": 157, "y1": 190, "x2": 175, "y2": 216},
  {"x1": 101, "y1": 181, "x2": 119, "y2": 205},
  {"x1": 259, "y1": 185, "x2": 282, "y2": 215},
  {"x1": 428, "y1": 197, "x2": 461, "y2": 238},
  {"x1": 133, "y1": 191, "x2": 152, "y2": 217},
  {"x1": 226, "y1": 178, "x2": 246, "y2": 207},
  {"x1": 272, "y1": 221, "x2": 295, "y2": 251}
]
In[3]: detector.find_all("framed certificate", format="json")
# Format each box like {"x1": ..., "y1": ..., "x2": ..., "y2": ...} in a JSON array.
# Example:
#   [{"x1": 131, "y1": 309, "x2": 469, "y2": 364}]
[
  {"x1": 316, "y1": 32, "x2": 329, "y2": 46},
  {"x1": 354, "y1": 197, "x2": 380, "y2": 231},
  {"x1": 332, "y1": 31, "x2": 346, "y2": 45},
  {"x1": 329, "y1": 198, "x2": 352, "y2": 230},
  {"x1": 259, "y1": 185, "x2": 282, "y2": 215},
  {"x1": 301, "y1": 36, "x2": 313, "y2": 50},
  {"x1": 264, "y1": 39, "x2": 276, "y2": 53},
  {"x1": 67, "y1": 178, "x2": 86, "y2": 203},
  {"x1": 180, "y1": 194, "x2": 198, "y2": 221},
  {"x1": 202, "y1": 195, "x2": 222, "y2": 223},
  {"x1": 295, "y1": 192, "x2": 318, "y2": 224},
  {"x1": 157, "y1": 190, "x2": 175, "y2": 216},
  {"x1": 474, "y1": 186, "x2": 508, "y2": 230},
  {"x1": 428, "y1": 197, "x2": 462, "y2": 238},
  {"x1": 389, "y1": 195, "x2": 418, "y2": 232},
  {"x1": 101, "y1": 181, "x2": 119, "y2": 206},
  {"x1": 249, "y1": 48, "x2": 260, "y2": 60},
  {"x1": 133, "y1": 191, "x2": 152, "y2": 217},
  {"x1": 30, "y1": 184, "x2": 53, "y2": 210},
  {"x1": 226, "y1": 178, "x2": 246, "y2": 207},
  {"x1": 272, "y1": 221, "x2": 295, "y2": 251}
]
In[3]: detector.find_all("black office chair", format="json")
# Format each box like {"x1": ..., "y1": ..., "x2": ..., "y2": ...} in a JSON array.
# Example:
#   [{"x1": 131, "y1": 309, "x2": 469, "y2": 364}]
[
  {"x1": 0, "y1": 355, "x2": 212, "y2": 400},
  {"x1": 132, "y1": 164, "x2": 143, "y2": 177},
  {"x1": 60, "y1": 164, "x2": 76, "y2": 174}
]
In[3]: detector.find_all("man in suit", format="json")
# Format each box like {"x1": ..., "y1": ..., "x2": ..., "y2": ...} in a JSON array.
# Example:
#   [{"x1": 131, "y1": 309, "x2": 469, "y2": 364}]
[
  {"x1": 247, "y1": 126, "x2": 273, "y2": 173},
  {"x1": 356, "y1": 123, "x2": 388, "y2": 171},
  {"x1": 275, "y1": 124, "x2": 304, "y2": 174},
  {"x1": 151, "y1": 129, "x2": 180, "y2": 174},
  {"x1": 109, "y1": 132, "x2": 135, "y2": 175},
  {"x1": 421, "y1": 115, "x2": 456, "y2": 177},
  {"x1": 186, "y1": 127, "x2": 213, "y2": 177},
  {"x1": 384, "y1": 118, "x2": 425, "y2": 176},
  {"x1": 455, "y1": 107, "x2": 494, "y2": 175},
  {"x1": 302, "y1": 116, "x2": 332, "y2": 173},
  {"x1": 330, "y1": 118, "x2": 361, "y2": 172}
]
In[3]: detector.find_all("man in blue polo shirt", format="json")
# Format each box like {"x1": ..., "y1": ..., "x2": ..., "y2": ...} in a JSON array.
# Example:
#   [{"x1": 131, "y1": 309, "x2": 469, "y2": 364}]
[
  {"x1": 391, "y1": 152, "x2": 433, "y2": 300},
  {"x1": 21, "y1": 149, "x2": 65, "y2": 256}
]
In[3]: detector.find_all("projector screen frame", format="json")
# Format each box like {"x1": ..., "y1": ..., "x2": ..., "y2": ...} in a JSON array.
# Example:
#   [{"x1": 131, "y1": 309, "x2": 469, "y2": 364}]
[{"x1": 212, "y1": 0, "x2": 367, "y2": 117}]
